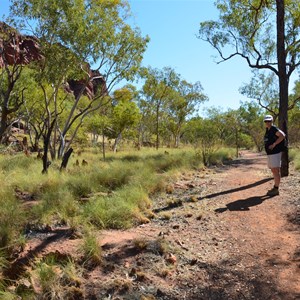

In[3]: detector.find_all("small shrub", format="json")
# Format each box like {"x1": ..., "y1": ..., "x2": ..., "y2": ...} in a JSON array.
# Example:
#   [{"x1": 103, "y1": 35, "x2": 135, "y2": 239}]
[
  {"x1": 93, "y1": 162, "x2": 134, "y2": 190},
  {"x1": 32, "y1": 188, "x2": 78, "y2": 225},
  {"x1": 148, "y1": 238, "x2": 171, "y2": 255},
  {"x1": 0, "y1": 155, "x2": 34, "y2": 172},
  {"x1": 209, "y1": 148, "x2": 235, "y2": 165},
  {"x1": 33, "y1": 261, "x2": 60, "y2": 295},
  {"x1": 110, "y1": 278, "x2": 132, "y2": 294},
  {"x1": 83, "y1": 185, "x2": 150, "y2": 229},
  {"x1": 66, "y1": 172, "x2": 95, "y2": 198},
  {"x1": 0, "y1": 251, "x2": 8, "y2": 291},
  {"x1": 0, "y1": 291, "x2": 19, "y2": 300}
]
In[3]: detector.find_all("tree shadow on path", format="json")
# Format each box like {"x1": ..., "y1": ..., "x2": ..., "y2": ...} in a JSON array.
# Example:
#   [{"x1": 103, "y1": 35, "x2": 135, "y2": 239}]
[
  {"x1": 154, "y1": 178, "x2": 273, "y2": 213},
  {"x1": 215, "y1": 194, "x2": 274, "y2": 213},
  {"x1": 197, "y1": 178, "x2": 273, "y2": 201}
]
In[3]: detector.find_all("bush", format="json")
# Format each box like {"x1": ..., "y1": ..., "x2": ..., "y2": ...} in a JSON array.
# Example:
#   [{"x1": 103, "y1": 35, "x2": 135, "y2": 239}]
[{"x1": 208, "y1": 148, "x2": 236, "y2": 165}]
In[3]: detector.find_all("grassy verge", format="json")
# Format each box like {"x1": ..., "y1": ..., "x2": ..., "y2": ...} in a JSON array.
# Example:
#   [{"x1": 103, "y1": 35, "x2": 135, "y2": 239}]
[
  {"x1": 0, "y1": 147, "x2": 235, "y2": 246},
  {"x1": 0, "y1": 146, "x2": 235, "y2": 297},
  {"x1": 0, "y1": 147, "x2": 236, "y2": 238}
]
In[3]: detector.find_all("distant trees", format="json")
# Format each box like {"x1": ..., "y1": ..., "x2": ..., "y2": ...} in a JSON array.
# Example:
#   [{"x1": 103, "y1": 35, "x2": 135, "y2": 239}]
[
  {"x1": 2, "y1": 0, "x2": 148, "y2": 172},
  {"x1": 199, "y1": 0, "x2": 300, "y2": 176},
  {"x1": 138, "y1": 66, "x2": 207, "y2": 149},
  {"x1": 2, "y1": 0, "x2": 299, "y2": 172}
]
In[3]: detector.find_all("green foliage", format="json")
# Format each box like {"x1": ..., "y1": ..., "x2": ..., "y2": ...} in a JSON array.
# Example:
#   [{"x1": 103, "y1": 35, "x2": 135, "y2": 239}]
[
  {"x1": 83, "y1": 185, "x2": 150, "y2": 229},
  {"x1": 186, "y1": 117, "x2": 220, "y2": 166},
  {"x1": 111, "y1": 100, "x2": 141, "y2": 138},
  {"x1": 238, "y1": 101, "x2": 265, "y2": 151},
  {"x1": 8, "y1": 0, "x2": 149, "y2": 162},
  {"x1": 0, "y1": 291, "x2": 19, "y2": 300},
  {"x1": 139, "y1": 66, "x2": 207, "y2": 148}
]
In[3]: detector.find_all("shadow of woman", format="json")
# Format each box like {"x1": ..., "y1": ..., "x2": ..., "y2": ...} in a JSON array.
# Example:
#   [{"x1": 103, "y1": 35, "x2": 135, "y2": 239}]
[{"x1": 215, "y1": 195, "x2": 274, "y2": 213}]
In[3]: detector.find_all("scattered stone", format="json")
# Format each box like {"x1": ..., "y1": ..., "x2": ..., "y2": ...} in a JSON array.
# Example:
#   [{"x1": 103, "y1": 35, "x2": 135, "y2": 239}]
[{"x1": 165, "y1": 253, "x2": 177, "y2": 264}]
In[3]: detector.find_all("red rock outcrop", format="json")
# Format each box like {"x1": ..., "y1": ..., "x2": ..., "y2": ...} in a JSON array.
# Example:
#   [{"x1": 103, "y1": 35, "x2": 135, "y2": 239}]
[
  {"x1": 0, "y1": 21, "x2": 107, "y2": 98},
  {"x1": 0, "y1": 21, "x2": 42, "y2": 67}
]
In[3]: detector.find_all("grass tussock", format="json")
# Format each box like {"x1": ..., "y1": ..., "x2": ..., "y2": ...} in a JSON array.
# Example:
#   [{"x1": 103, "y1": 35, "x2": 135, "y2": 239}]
[
  {"x1": 0, "y1": 146, "x2": 238, "y2": 298},
  {"x1": 30, "y1": 256, "x2": 84, "y2": 300},
  {"x1": 0, "y1": 187, "x2": 25, "y2": 248},
  {"x1": 80, "y1": 231, "x2": 102, "y2": 266},
  {"x1": 0, "y1": 147, "x2": 235, "y2": 241},
  {"x1": 0, "y1": 147, "x2": 231, "y2": 251}
]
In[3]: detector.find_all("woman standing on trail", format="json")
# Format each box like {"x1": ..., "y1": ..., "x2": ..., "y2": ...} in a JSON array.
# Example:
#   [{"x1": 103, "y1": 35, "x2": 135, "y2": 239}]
[{"x1": 263, "y1": 115, "x2": 286, "y2": 196}]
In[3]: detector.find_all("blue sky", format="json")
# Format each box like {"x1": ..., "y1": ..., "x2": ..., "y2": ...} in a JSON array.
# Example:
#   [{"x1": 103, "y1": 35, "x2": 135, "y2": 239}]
[
  {"x1": 128, "y1": 0, "x2": 253, "y2": 111},
  {"x1": 0, "y1": 0, "x2": 253, "y2": 111}
]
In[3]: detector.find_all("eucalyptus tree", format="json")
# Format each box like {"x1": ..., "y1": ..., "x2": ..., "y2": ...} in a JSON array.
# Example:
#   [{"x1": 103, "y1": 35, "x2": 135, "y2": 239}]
[
  {"x1": 140, "y1": 67, "x2": 207, "y2": 149},
  {"x1": 184, "y1": 117, "x2": 220, "y2": 166},
  {"x1": 136, "y1": 95, "x2": 156, "y2": 147},
  {"x1": 238, "y1": 101, "x2": 265, "y2": 151},
  {"x1": 288, "y1": 80, "x2": 300, "y2": 145},
  {"x1": 0, "y1": 22, "x2": 26, "y2": 143},
  {"x1": 203, "y1": 107, "x2": 228, "y2": 142},
  {"x1": 199, "y1": 0, "x2": 300, "y2": 176},
  {"x1": 240, "y1": 71, "x2": 300, "y2": 121},
  {"x1": 10, "y1": 0, "x2": 149, "y2": 172},
  {"x1": 139, "y1": 67, "x2": 180, "y2": 149},
  {"x1": 167, "y1": 80, "x2": 207, "y2": 147},
  {"x1": 110, "y1": 86, "x2": 141, "y2": 153}
]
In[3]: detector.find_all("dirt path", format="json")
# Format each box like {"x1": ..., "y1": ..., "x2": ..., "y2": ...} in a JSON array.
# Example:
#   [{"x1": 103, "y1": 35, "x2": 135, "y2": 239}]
[
  {"x1": 17, "y1": 151, "x2": 300, "y2": 299},
  {"x1": 94, "y1": 151, "x2": 300, "y2": 300}
]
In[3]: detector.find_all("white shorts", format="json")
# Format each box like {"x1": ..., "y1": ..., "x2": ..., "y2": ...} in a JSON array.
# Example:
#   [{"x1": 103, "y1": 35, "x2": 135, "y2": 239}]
[{"x1": 267, "y1": 153, "x2": 281, "y2": 169}]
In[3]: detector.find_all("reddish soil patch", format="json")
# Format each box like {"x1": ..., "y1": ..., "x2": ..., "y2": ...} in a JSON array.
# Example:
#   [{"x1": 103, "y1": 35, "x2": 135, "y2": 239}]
[{"x1": 12, "y1": 151, "x2": 300, "y2": 299}]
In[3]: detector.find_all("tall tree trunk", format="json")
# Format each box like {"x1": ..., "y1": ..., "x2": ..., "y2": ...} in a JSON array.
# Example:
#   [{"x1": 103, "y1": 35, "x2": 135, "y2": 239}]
[
  {"x1": 102, "y1": 131, "x2": 106, "y2": 161},
  {"x1": 0, "y1": 106, "x2": 9, "y2": 143},
  {"x1": 113, "y1": 133, "x2": 122, "y2": 153},
  {"x1": 60, "y1": 147, "x2": 73, "y2": 171},
  {"x1": 156, "y1": 105, "x2": 159, "y2": 150},
  {"x1": 276, "y1": 0, "x2": 289, "y2": 177},
  {"x1": 42, "y1": 119, "x2": 56, "y2": 174}
]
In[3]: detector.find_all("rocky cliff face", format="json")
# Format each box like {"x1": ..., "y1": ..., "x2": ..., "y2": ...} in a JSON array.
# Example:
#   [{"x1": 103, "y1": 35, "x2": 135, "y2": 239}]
[
  {"x1": 0, "y1": 21, "x2": 107, "y2": 99},
  {"x1": 66, "y1": 69, "x2": 107, "y2": 99},
  {"x1": 0, "y1": 21, "x2": 42, "y2": 67}
]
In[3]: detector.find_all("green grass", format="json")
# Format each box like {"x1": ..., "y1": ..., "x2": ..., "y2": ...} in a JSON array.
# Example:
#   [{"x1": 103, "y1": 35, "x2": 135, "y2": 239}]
[
  {"x1": 29, "y1": 255, "x2": 84, "y2": 299},
  {"x1": 80, "y1": 230, "x2": 102, "y2": 265},
  {"x1": 208, "y1": 148, "x2": 236, "y2": 165},
  {"x1": 0, "y1": 146, "x2": 259, "y2": 298},
  {"x1": 0, "y1": 147, "x2": 236, "y2": 250},
  {"x1": 0, "y1": 187, "x2": 25, "y2": 248}
]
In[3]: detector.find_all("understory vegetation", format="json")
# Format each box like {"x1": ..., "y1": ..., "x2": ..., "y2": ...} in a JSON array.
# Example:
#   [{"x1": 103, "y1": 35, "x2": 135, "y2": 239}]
[
  {"x1": 0, "y1": 0, "x2": 300, "y2": 297},
  {"x1": 0, "y1": 147, "x2": 236, "y2": 297},
  {"x1": 0, "y1": 148, "x2": 234, "y2": 242}
]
